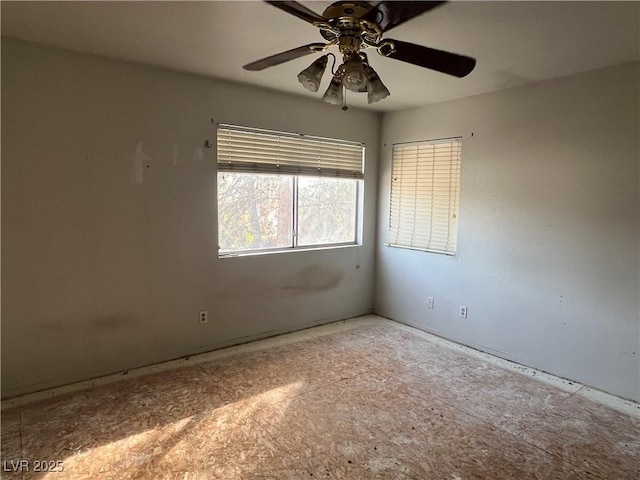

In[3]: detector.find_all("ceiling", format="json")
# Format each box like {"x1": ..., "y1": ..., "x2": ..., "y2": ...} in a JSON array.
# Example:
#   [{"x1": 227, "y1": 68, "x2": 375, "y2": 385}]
[{"x1": 2, "y1": 1, "x2": 639, "y2": 112}]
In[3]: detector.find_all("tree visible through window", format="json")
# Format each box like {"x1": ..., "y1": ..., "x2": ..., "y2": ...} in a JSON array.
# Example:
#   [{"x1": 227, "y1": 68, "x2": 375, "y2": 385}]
[
  {"x1": 218, "y1": 174, "x2": 293, "y2": 251},
  {"x1": 298, "y1": 177, "x2": 357, "y2": 246},
  {"x1": 217, "y1": 125, "x2": 364, "y2": 254}
]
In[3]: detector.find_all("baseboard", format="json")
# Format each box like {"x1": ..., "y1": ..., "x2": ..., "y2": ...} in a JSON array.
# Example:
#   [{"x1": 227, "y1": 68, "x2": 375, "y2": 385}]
[
  {"x1": 1, "y1": 313, "x2": 384, "y2": 411},
  {"x1": 3, "y1": 314, "x2": 638, "y2": 419}
]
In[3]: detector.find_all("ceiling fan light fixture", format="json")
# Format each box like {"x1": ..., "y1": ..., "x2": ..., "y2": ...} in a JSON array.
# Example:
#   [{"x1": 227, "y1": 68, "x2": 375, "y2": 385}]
[
  {"x1": 364, "y1": 65, "x2": 390, "y2": 104},
  {"x1": 297, "y1": 55, "x2": 329, "y2": 92},
  {"x1": 321, "y1": 75, "x2": 344, "y2": 105},
  {"x1": 342, "y1": 58, "x2": 368, "y2": 92},
  {"x1": 246, "y1": 1, "x2": 477, "y2": 108}
]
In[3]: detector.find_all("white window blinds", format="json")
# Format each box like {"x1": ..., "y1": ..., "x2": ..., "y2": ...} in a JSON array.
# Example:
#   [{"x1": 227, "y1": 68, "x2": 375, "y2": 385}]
[
  {"x1": 217, "y1": 124, "x2": 364, "y2": 179},
  {"x1": 388, "y1": 138, "x2": 462, "y2": 255}
]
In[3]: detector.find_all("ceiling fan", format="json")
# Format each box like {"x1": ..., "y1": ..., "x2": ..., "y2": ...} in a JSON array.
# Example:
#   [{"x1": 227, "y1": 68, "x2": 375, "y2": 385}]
[{"x1": 243, "y1": 1, "x2": 476, "y2": 108}]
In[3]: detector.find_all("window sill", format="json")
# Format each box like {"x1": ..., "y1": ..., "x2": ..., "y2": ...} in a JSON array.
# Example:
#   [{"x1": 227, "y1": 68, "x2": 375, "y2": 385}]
[
  {"x1": 219, "y1": 243, "x2": 360, "y2": 259},
  {"x1": 384, "y1": 243, "x2": 456, "y2": 256}
]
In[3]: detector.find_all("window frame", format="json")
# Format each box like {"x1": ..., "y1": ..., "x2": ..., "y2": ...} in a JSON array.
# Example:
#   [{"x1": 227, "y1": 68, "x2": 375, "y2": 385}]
[{"x1": 216, "y1": 124, "x2": 364, "y2": 257}]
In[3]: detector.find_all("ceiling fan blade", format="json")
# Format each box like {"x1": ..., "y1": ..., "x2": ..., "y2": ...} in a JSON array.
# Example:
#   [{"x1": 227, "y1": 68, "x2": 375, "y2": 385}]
[
  {"x1": 243, "y1": 43, "x2": 327, "y2": 71},
  {"x1": 385, "y1": 40, "x2": 476, "y2": 77},
  {"x1": 365, "y1": 1, "x2": 447, "y2": 32},
  {"x1": 265, "y1": 1, "x2": 325, "y2": 25}
]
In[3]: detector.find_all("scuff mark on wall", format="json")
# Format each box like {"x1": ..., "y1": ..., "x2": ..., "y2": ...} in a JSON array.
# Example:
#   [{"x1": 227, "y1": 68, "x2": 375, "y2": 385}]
[
  {"x1": 193, "y1": 145, "x2": 204, "y2": 163},
  {"x1": 172, "y1": 145, "x2": 179, "y2": 166},
  {"x1": 132, "y1": 141, "x2": 151, "y2": 184}
]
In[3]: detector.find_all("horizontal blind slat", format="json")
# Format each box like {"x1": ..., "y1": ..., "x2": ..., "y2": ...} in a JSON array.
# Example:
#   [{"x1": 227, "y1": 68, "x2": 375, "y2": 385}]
[{"x1": 217, "y1": 124, "x2": 364, "y2": 178}]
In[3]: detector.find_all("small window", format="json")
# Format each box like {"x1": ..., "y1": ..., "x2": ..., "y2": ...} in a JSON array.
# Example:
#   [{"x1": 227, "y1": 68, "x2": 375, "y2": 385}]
[
  {"x1": 388, "y1": 137, "x2": 461, "y2": 255},
  {"x1": 217, "y1": 124, "x2": 364, "y2": 255}
]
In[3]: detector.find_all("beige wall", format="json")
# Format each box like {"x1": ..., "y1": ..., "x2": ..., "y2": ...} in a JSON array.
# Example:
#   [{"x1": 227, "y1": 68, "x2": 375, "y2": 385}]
[
  {"x1": 376, "y1": 62, "x2": 640, "y2": 402},
  {"x1": 1, "y1": 38, "x2": 380, "y2": 398}
]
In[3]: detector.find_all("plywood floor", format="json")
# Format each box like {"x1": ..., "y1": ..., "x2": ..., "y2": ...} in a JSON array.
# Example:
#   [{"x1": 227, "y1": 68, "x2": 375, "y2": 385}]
[{"x1": 1, "y1": 318, "x2": 639, "y2": 479}]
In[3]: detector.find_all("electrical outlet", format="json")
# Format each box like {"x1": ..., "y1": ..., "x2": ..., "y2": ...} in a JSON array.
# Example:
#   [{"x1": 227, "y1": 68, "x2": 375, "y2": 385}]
[
  {"x1": 427, "y1": 297, "x2": 434, "y2": 309},
  {"x1": 459, "y1": 306, "x2": 468, "y2": 319},
  {"x1": 199, "y1": 310, "x2": 208, "y2": 323}
]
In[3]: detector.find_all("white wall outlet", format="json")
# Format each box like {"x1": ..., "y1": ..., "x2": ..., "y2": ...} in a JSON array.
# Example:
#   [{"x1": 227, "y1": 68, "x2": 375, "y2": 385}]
[
  {"x1": 427, "y1": 297, "x2": 434, "y2": 309},
  {"x1": 459, "y1": 306, "x2": 468, "y2": 318},
  {"x1": 199, "y1": 310, "x2": 208, "y2": 323}
]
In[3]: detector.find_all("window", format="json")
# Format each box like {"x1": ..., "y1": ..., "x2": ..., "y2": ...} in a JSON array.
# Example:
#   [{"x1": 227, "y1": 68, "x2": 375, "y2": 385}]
[
  {"x1": 217, "y1": 124, "x2": 364, "y2": 255},
  {"x1": 388, "y1": 137, "x2": 461, "y2": 255}
]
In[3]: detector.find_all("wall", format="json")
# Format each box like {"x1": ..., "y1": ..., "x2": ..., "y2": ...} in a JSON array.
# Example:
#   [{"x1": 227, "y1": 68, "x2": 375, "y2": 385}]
[
  {"x1": 1, "y1": 38, "x2": 380, "y2": 398},
  {"x1": 376, "y1": 62, "x2": 640, "y2": 402}
]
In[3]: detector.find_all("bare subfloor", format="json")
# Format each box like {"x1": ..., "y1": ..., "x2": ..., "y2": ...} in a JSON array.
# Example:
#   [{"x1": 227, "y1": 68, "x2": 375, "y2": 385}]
[{"x1": 1, "y1": 318, "x2": 639, "y2": 479}]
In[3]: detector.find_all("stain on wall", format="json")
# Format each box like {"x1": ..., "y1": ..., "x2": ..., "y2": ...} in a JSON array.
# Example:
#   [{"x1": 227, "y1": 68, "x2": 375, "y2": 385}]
[
  {"x1": 38, "y1": 315, "x2": 139, "y2": 333},
  {"x1": 282, "y1": 266, "x2": 346, "y2": 293}
]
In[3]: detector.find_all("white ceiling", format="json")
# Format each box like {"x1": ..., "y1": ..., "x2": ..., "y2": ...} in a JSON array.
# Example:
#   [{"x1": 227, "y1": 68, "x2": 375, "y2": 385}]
[{"x1": 2, "y1": 1, "x2": 639, "y2": 112}]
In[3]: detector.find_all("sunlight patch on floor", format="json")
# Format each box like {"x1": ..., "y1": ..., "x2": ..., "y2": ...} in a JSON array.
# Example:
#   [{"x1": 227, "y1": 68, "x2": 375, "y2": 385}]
[{"x1": 41, "y1": 381, "x2": 304, "y2": 479}]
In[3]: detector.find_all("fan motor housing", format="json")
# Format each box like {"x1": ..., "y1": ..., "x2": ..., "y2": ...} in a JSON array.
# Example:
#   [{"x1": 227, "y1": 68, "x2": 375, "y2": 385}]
[
  {"x1": 322, "y1": 2, "x2": 373, "y2": 21},
  {"x1": 319, "y1": 2, "x2": 382, "y2": 45}
]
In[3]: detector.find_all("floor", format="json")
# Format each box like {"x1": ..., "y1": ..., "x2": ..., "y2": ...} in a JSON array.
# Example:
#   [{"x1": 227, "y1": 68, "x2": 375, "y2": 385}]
[{"x1": 1, "y1": 317, "x2": 639, "y2": 480}]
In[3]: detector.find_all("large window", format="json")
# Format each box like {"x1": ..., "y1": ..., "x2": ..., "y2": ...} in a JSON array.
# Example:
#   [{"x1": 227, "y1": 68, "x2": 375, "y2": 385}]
[
  {"x1": 388, "y1": 137, "x2": 461, "y2": 255},
  {"x1": 217, "y1": 125, "x2": 364, "y2": 255}
]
